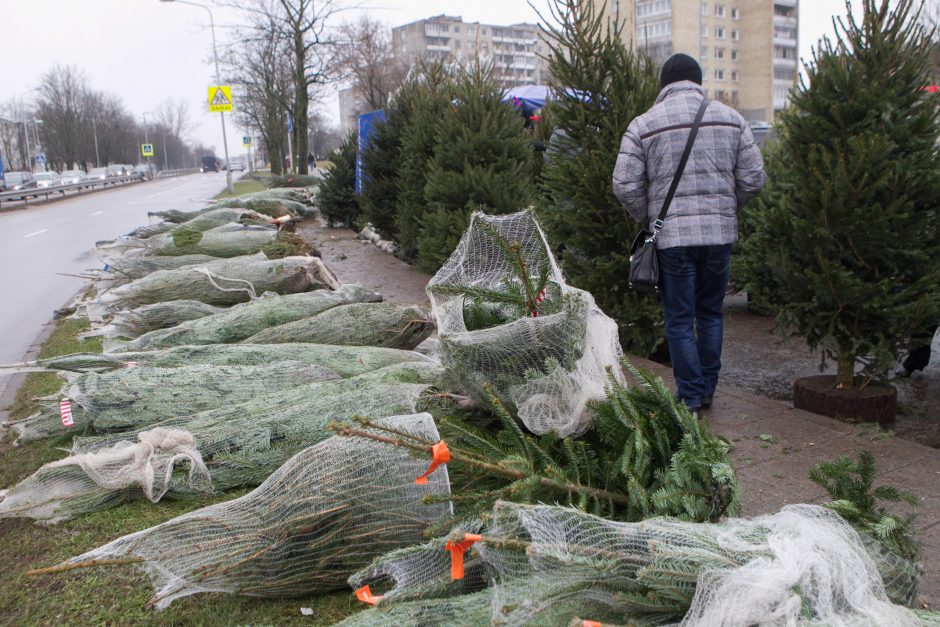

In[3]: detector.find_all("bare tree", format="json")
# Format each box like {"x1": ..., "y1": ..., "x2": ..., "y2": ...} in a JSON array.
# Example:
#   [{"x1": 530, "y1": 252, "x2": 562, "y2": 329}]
[
  {"x1": 307, "y1": 107, "x2": 342, "y2": 158},
  {"x1": 0, "y1": 97, "x2": 33, "y2": 171},
  {"x1": 334, "y1": 16, "x2": 406, "y2": 111},
  {"x1": 154, "y1": 98, "x2": 196, "y2": 140},
  {"x1": 223, "y1": 0, "x2": 341, "y2": 174},
  {"x1": 35, "y1": 65, "x2": 90, "y2": 170}
]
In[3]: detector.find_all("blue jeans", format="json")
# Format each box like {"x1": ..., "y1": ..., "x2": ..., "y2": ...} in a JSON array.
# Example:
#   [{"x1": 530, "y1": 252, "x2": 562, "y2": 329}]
[{"x1": 658, "y1": 245, "x2": 732, "y2": 410}]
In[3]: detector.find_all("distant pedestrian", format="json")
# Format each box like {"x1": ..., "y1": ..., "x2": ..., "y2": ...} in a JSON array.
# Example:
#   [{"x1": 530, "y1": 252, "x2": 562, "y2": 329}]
[
  {"x1": 613, "y1": 53, "x2": 767, "y2": 414},
  {"x1": 307, "y1": 152, "x2": 315, "y2": 171}
]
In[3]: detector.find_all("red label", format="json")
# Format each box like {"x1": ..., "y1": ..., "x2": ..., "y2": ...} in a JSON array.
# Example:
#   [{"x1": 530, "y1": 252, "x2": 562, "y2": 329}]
[{"x1": 60, "y1": 399, "x2": 74, "y2": 427}]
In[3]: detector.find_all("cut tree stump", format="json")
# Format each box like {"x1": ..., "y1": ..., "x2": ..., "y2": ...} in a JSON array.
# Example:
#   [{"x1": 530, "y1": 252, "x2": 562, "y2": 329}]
[{"x1": 793, "y1": 375, "x2": 897, "y2": 426}]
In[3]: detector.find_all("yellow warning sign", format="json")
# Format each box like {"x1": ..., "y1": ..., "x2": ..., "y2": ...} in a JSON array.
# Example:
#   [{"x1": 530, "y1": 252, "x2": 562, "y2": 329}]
[
  {"x1": 141, "y1": 143, "x2": 154, "y2": 157},
  {"x1": 208, "y1": 85, "x2": 233, "y2": 112}
]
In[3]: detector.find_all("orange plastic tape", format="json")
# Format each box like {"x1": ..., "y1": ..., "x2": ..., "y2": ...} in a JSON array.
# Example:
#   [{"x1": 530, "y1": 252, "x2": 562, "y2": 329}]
[
  {"x1": 582, "y1": 621, "x2": 603, "y2": 627},
  {"x1": 415, "y1": 440, "x2": 451, "y2": 485},
  {"x1": 444, "y1": 533, "x2": 483, "y2": 580},
  {"x1": 354, "y1": 584, "x2": 381, "y2": 606}
]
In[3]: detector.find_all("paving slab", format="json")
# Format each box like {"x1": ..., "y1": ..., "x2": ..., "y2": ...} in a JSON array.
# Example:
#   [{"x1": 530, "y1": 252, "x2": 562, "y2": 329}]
[{"x1": 629, "y1": 354, "x2": 940, "y2": 606}]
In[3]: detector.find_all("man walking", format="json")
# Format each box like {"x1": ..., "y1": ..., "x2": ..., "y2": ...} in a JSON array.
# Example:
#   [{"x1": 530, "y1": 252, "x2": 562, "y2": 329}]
[{"x1": 613, "y1": 53, "x2": 766, "y2": 413}]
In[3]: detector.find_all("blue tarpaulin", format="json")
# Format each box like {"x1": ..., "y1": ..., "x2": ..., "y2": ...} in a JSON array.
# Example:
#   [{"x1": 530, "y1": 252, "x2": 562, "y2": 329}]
[
  {"x1": 503, "y1": 85, "x2": 551, "y2": 117},
  {"x1": 356, "y1": 109, "x2": 386, "y2": 195}
]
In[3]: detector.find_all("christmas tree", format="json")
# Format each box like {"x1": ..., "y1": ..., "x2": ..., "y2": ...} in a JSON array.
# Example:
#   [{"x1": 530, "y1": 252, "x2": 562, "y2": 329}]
[
  {"x1": 318, "y1": 132, "x2": 360, "y2": 227},
  {"x1": 739, "y1": 0, "x2": 940, "y2": 387},
  {"x1": 394, "y1": 64, "x2": 457, "y2": 261},
  {"x1": 536, "y1": 0, "x2": 662, "y2": 355},
  {"x1": 358, "y1": 74, "x2": 425, "y2": 241},
  {"x1": 415, "y1": 63, "x2": 536, "y2": 273}
]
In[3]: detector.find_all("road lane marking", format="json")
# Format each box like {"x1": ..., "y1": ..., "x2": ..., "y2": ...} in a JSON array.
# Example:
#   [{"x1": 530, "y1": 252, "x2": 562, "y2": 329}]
[
  {"x1": 91, "y1": 211, "x2": 104, "y2": 216},
  {"x1": 24, "y1": 229, "x2": 48, "y2": 238}
]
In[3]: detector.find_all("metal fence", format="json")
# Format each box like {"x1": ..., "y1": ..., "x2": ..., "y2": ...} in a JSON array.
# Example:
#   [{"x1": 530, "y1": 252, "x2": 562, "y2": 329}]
[{"x1": 0, "y1": 168, "x2": 200, "y2": 206}]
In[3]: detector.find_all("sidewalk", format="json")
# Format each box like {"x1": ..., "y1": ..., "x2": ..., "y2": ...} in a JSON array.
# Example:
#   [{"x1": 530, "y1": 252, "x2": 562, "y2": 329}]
[
  {"x1": 301, "y1": 220, "x2": 940, "y2": 607},
  {"x1": 632, "y1": 355, "x2": 940, "y2": 606}
]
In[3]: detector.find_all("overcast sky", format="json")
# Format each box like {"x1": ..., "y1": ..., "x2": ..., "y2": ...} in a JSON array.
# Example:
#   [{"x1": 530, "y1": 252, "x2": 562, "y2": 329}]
[{"x1": 3, "y1": 0, "x2": 868, "y2": 155}]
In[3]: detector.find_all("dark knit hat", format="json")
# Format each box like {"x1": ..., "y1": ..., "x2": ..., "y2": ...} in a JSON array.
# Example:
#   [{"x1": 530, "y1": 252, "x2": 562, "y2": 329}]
[{"x1": 660, "y1": 53, "x2": 703, "y2": 89}]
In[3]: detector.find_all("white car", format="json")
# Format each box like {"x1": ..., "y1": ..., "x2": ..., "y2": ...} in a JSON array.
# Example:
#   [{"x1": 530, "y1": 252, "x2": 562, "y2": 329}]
[
  {"x1": 60, "y1": 170, "x2": 85, "y2": 185},
  {"x1": 228, "y1": 160, "x2": 246, "y2": 172},
  {"x1": 33, "y1": 172, "x2": 61, "y2": 188}
]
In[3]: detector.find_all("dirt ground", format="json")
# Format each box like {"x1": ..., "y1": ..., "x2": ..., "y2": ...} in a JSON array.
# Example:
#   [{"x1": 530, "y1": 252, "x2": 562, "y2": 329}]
[{"x1": 299, "y1": 219, "x2": 940, "y2": 448}]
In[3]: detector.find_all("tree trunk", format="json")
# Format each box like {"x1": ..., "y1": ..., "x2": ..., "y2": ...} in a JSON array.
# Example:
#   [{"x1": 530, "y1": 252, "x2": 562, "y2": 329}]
[
  {"x1": 293, "y1": 27, "x2": 309, "y2": 175},
  {"x1": 836, "y1": 351, "x2": 855, "y2": 389}
]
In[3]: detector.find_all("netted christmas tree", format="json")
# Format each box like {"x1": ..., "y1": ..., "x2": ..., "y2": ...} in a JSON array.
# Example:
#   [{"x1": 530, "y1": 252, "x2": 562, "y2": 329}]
[
  {"x1": 318, "y1": 131, "x2": 360, "y2": 227},
  {"x1": 737, "y1": 0, "x2": 940, "y2": 387},
  {"x1": 536, "y1": 0, "x2": 662, "y2": 356},
  {"x1": 415, "y1": 62, "x2": 536, "y2": 273}
]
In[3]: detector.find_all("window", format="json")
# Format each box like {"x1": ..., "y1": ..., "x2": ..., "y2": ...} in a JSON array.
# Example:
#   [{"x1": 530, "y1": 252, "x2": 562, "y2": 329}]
[
  {"x1": 702, "y1": 2, "x2": 708, "y2": 16},
  {"x1": 700, "y1": 45, "x2": 708, "y2": 60},
  {"x1": 774, "y1": 68, "x2": 794, "y2": 80},
  {"x1": 454, "y1": 26, "x2": 460, "y2": 33},
  {"x1": 774, "y1": 45, "x2": 796, "y2": 60},
  {"x1": 731, "y1": 49, "x2": 738, "y2": 60},
  {"x1": 715, "y1": 89, "x2": 726, "y2": 101},
  {"x1": 731, "y1": 7, "x2": 739, "y2": 19},
  {"x1": 731, "y1": 70, "x2": 739, "y2": 81},
  {"x1": 702, "y1": 24, "x2": 709, "y2": 37},
  {"x1": 715, "y1": 4, "x2": 725, "y2": 17},
  {"x1": 715, "y1": 47, "x2": 725, "y2": 59},
  {"x1": 732, "y1": 91, "x2": 739, "y2": 104},
  {"x1": 637, "y1": 0, "x2": 672, "y2": 17},
  {"x1": 715, "y1": 69, "x2": 725, "y2": 80},
  {"x1": 715, "y1": 27, "x2": 725, "y2": 39},
  {"x1": 732, "y1": 29, "x2": 739, "y2": 41},
  {"x1": 637, "y1": 19, "x2": 672, "y2": 40}
]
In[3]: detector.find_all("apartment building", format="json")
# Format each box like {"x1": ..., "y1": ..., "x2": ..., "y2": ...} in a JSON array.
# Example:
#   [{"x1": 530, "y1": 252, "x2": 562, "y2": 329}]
[
  {"x1": 391, "y1": 15, "x2": 551, "y2": 89},
  {"x1": 595, "y1": 0, "x2": 799, "y2": 123}
]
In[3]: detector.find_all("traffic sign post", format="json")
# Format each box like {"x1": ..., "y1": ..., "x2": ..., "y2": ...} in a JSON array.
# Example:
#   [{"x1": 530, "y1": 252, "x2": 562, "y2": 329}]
[
  {"x1": 208, "y1": 85, "x2": 234, "y2": 113},
  {"x1": 141, "y1": 144, "x2": 154, "y2": 158}
]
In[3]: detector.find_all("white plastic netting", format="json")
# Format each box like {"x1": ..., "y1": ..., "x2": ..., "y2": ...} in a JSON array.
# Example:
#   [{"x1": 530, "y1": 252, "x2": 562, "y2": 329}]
[
  {"x1": 427, "y1": 209, "x2": 624, "y2": 437},
  {"x1": 243, "y1": 302, "x2": 435, "y2": 350},
  {"x1": 9, "y1": 360, "x2": 341, "y2": 443},
  {"x1": 343, "y1": 501, "x2": 937, "y2": 626},
  {"x1": 1, "y1": 362, "x2": 443, "y2": 521},
  {"x1": 48, "y1": 414, "x2": 452, "y2": 608},
  {"x1": 88, "y1": 300, "x2": 225, "y2": 339},
  {"x1": 117, "y1": 284, "x2": 381, "y2": 350},
  {"x1": 1, "y1": 343, "x2": 438, "y2": 377},
  {"x1": 0, "y1": 427, "x2": 210, "y2": 523},
  {"x1": 97, "y1": 256, "x2": 338, "y2": 310}
]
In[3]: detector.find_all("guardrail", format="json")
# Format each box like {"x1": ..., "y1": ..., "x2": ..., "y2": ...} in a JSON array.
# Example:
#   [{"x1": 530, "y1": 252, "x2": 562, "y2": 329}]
[{"x1": 0, "y1": 168, "x2": 198, "y2": 207}]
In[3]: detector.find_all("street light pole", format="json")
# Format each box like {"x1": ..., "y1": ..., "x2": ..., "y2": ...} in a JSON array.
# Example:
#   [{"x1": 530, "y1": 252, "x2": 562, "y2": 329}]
[
  {"x1": 33, "y1": 119, "x2": 44, "y2": 172},
  {"x1": 21, "y1": 121, "x2": 32, "y2": 173},
  {"x1": 162, "y1": 134, "x2": 169, "y2": 171},
  {"x1": 92, "y1": 118, "x2": 100, "y2": 168},
  {"x1": 159, "y1": 0, "x2": 234, "y2": 194}
]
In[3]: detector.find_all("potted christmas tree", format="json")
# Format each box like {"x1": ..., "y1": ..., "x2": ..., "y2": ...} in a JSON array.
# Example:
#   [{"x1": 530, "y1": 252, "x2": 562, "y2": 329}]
[{"x1": 740, "y1": 0, "x2": 940, "y2": 424}]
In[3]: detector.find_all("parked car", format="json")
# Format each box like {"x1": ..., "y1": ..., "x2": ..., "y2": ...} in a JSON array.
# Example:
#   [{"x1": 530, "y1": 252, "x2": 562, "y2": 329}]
[
  {"x1": 1, "y1": 171, "x2": 38, "y2": 193},
  {"x1": 86, "y1": 167, "x2": 109, "y2": 181},
  {"x1": 106, "y1": 164, "x2": 130, "y2": 177},
  {"x1": 131, "y1": 164, "x2": 153, "y2": 180},
  {"x1": 60, "y1": 170, "x2": 85, "y2": 185},
  {"x1": 228, "y1": 159, "x2": 245, "y2": 172},
  {"x1": 34, "y1": 172, "x2": 61, "y2": 188}
]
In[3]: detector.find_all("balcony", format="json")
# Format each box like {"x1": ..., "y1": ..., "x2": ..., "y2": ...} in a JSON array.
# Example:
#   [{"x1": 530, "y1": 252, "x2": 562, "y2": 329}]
[{"x1": 426, "y1": 44, "x2": 452, "y2": 52}]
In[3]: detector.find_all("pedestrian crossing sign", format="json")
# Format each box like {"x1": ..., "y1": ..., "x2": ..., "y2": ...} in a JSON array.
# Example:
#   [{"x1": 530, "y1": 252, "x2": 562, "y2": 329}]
[
  {"x1": 242, "y1": 135, "x2": 252, "y2": 147},
  {"x1": 208, "y1": 85, "x2": 234, "y2": 112},
  {"x1": 141, "y1": 143, "x2": 154, "y2": 157}
]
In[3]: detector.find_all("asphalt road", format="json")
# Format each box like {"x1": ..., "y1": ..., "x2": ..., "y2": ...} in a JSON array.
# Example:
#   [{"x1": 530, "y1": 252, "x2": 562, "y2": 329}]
[{"x1": 0, "y1": 172, "x2": 228, "y2": 400}]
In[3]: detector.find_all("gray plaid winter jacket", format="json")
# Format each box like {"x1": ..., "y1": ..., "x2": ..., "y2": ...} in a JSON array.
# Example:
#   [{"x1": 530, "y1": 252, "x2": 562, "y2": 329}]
[{"x1": 613, "y1": 81, "x2": 766, "y2": 249}]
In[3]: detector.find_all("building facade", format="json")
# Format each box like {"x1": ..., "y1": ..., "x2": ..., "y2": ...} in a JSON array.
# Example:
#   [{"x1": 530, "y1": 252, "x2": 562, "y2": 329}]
[
  {"x1": 391, "y1": 15, "x2": 551, "y2": 89},
  {"x1": 595, "y1": 0, "x2": 799, "y2": 123}
]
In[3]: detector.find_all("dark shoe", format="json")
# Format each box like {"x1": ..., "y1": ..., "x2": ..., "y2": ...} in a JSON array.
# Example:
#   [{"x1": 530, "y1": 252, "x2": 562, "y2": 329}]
[
  {"x1": 701, "y1": 395, "x2": 713, "y2": 409},
  {"x1": 894, "y1": 366, "x2": 913, "y2": 378}
]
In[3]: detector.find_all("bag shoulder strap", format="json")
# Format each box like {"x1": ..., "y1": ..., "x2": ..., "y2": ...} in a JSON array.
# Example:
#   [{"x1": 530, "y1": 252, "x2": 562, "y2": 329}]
[{"x1": 652, "y1": 97, "x2": 710, "y2": 232}]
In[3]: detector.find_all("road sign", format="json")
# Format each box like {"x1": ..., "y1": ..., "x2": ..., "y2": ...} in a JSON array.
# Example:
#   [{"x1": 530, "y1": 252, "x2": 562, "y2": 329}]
[
  {"x1": 35, "y1": 153, "x2": 45, "y2": 163},
  {"x1": 208, "y1": 85, "x2": 234, "y2": 112},
  {"x1": 141, "y1": 144, "x2": 154, "y2": 157},
  {"x1": 242, "y1": 135, "x2": 252, "y2": 147}
]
